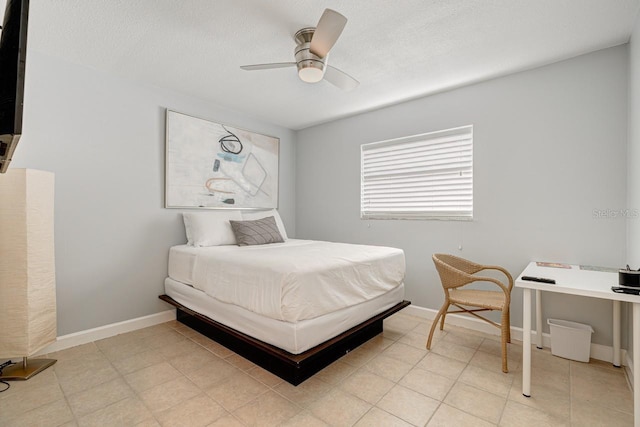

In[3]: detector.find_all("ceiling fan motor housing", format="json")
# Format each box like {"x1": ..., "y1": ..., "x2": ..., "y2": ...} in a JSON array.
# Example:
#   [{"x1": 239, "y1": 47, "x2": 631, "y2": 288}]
[{"x1": 294, "y1": 28, "x2": 326, "y2": 82}]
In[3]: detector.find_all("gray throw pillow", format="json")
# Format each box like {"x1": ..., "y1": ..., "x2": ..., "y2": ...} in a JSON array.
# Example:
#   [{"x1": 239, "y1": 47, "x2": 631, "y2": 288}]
[{"x1": 229, "y1": 216, "x2": 284, "y2": 246}]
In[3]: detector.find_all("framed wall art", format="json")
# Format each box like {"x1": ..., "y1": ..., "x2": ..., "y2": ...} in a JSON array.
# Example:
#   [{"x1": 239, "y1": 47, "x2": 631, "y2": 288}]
[{"x1": 165, "y1": 110, "x2": 279, "y2": 209}]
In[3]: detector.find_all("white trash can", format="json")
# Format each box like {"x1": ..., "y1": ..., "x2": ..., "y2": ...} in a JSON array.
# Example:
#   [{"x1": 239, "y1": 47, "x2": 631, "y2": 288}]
[{"x1": 547, "y1": 318, "x2": 594, "y2": 362}]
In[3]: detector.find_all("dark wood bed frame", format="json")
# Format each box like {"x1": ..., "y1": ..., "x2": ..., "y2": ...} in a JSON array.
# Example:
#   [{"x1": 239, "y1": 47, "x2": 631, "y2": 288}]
[{"x1": 159, "y1": 294, "x2": 411, "y2": 386}]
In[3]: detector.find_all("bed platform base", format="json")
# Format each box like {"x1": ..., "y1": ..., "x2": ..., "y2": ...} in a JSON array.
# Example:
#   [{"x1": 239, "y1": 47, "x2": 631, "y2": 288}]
[{"x1": 159, "y1": 295, "x2": 411, "y2": 386}]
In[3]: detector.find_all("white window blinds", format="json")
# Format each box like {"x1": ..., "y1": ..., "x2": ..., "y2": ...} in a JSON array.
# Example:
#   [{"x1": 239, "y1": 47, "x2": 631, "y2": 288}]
[{"x1": 361, "y1": 125, "x2": 473, "y2": 220}]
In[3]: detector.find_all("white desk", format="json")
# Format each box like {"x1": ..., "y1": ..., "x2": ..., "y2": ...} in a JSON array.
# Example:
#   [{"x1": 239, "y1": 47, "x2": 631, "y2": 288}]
[{"x1": 516, "y1": 262, "x2": 639, "y2": 426}]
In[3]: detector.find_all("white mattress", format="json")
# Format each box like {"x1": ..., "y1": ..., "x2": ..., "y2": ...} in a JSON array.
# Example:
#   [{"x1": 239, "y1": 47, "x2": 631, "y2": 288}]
[
  {"x1": 165, "y1": 277, "x2": 405, "y2": 354},
  {"x1": 167, "y1": 239, "x2": 405, "y2": 322}
]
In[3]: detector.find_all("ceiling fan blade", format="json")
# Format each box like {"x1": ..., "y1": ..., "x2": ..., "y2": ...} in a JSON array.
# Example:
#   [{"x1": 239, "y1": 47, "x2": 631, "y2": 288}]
[
  {"x1": 240, "y1": 62, "x2": 296, "y2": 71},
  {"x1": 324, "y1": 65, "x2": 359, "y2": 91},
  {"x1": 309, "y1": 9, "x2": 347, "y2": 58}
]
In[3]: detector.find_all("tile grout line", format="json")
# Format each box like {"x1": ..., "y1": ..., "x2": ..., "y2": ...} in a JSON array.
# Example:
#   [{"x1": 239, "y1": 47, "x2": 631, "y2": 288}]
[
  {"x1": 166, "y1": 324, "x2": 241, "y2": 424},
  {"x1": 83, "y1": 337, "x2": 157, "y2": 426},
  {"x1": 53, "y1": 368, "x2": 81, "y2": 427},
  {"x1": 326, "y1": 322, "x2": 409, "y2": 426},
  {"x1": 450, "y1": 337, "x2": 493, "y2": 426}
]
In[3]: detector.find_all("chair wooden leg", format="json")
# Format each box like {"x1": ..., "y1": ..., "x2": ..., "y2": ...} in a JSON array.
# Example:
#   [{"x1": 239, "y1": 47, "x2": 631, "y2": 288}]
[
  {"x1": 440, "y1": 310, "x2": 447, "y2": 331},
  {"x1": 506, "y1": 307, "x2": 511, "y2": 343},
  {"x1": 501, "y1": 309, "x2": 509, "y2": 373},
  {"x1": 427, "y1": 304, "x2": 448, "y2": 350}
]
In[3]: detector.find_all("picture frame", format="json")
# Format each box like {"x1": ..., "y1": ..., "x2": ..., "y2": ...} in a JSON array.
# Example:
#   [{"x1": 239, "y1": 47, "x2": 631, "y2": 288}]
[{"x1": 165, "y1": 110, "x2": 279, "y2": 209}]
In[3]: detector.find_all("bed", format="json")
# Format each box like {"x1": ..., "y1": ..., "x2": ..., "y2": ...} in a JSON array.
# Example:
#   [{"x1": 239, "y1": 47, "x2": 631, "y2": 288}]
[{"x1": 160, "y1": 210, "x2": 410, "y2": 385}]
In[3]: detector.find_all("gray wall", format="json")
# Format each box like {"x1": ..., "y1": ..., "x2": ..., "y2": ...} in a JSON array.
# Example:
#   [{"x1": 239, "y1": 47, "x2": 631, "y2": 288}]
[
  {"x1": 629, "y1": 8, "x2": 640, "y2": 267},
  {"x1": 11, "y1": 51, "x2": 296, "y2": 335},
  {"x1": 626, "y1": 12, "x2": 640, "y2": 357},
  {"x1": 295, "y1": 46, "x2": 629, "y2": 346}
]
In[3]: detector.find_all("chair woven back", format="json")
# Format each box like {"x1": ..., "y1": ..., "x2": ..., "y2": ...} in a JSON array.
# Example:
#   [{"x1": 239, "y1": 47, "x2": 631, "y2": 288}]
[
  {"x1": 433, "y1": 254, "x2": 478, "y2": 289},
  {"x1": 434, "y1": 254, "x2": 484, "y2": 274}
]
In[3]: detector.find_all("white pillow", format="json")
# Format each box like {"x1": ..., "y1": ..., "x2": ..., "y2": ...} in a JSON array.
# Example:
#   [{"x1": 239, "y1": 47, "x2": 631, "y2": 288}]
[
  {"x1": 183, "y1": 211, "x2": 242, "y2": 246},
  {"x1": 240, "y1": 209, "x2": 288, "y2": 240}
]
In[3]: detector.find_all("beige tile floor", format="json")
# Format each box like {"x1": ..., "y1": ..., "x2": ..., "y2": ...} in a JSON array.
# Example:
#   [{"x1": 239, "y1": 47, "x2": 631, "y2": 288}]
[{"x1": 0, "y1": 312, "x2": 634, "y2": 426}]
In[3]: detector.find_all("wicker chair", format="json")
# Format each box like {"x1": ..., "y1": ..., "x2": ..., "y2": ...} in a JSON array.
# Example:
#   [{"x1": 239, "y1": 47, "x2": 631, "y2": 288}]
[{"x1": 427, "y1": 254, "x2": 513, "y2": 373}]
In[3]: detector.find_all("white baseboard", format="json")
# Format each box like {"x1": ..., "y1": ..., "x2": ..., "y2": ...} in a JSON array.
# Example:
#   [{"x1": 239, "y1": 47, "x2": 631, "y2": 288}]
[
  {"x1": 34, "y1": 309, "x2": 176, "y2": 356},
  {"x1": 403, "y1": 305, "x2": 627, "y2": 366}
]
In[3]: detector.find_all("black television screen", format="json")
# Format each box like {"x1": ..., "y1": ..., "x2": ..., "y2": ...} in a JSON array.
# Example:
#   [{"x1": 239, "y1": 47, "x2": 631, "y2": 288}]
[{"x1": 0, "y1": 0, "x2": 29, "y2": 173}]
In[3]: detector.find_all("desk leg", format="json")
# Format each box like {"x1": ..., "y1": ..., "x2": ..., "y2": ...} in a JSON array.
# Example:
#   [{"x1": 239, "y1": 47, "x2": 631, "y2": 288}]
[
  {"x1": 523, "y1": 288, "x2": 532, "y2": 398},
  {"x1": 634, "y1": 303, "x2": 640, "y2": 427},
  {"x1": 535, "y1": 289, "x2": 543, "y2": 349},
  {"x1": 613, "y1": 300, "x2": 621, "y2": 368}
]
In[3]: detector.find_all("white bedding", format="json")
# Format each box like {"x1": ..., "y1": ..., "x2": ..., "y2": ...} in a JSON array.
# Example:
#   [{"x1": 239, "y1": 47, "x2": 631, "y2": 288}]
[{"x1": 168, "y1": 239, "x2": 405, "y2": 323}]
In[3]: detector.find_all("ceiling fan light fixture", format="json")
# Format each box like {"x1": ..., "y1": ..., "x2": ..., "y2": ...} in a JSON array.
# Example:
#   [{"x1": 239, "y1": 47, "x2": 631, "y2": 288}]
[{"x1": 298, "y1": 64, "x2": 324, "y2": 83}]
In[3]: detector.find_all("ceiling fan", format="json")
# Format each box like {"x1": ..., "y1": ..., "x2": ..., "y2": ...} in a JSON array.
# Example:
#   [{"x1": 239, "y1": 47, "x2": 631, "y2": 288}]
[{"x1": 240, "y1": 9, "x2": 359, "y2": 91}]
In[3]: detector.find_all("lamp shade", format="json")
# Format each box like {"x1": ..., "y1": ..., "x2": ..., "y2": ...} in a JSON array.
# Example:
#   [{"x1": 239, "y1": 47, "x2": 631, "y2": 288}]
[{"x1": 0, "y1": 168, "x2": 56, "y2": 358}]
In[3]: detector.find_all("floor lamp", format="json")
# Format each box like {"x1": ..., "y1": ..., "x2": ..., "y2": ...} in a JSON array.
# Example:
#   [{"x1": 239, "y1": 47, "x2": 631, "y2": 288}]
[{"x1": 0, "y1": 169, "x2": 57, "y2": 380}]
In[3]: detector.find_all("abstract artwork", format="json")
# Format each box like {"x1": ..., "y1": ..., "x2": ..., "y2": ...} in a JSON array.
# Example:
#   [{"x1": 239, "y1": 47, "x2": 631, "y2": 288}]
[{"x1": 165, "y1": 110, "x2": 279, "y2": 209}]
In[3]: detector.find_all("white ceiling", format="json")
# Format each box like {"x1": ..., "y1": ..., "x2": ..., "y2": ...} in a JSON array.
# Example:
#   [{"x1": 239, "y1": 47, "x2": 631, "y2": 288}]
[{"x1": 25, "y1": 0, "x2": 640, "y2": 130}]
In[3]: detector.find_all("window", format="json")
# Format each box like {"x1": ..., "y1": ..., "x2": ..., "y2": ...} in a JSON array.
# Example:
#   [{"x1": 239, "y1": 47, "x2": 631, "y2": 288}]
[{"x1": 361, "y1": 125, "x2": 473, "y2": 220}]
